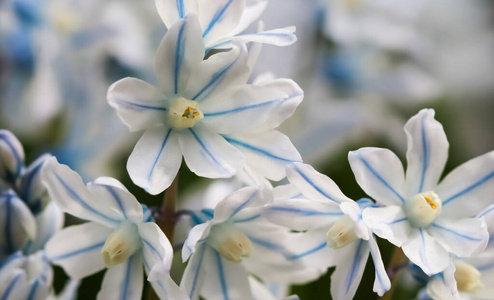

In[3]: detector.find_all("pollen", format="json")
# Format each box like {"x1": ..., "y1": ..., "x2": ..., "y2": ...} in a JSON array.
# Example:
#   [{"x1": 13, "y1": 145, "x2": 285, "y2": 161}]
[
  {"x1": 424, "y1": 197, "x2": 437, "y2": 210},
  {"x1": 182, "y1": 107, "x2": 199, "y2": 119}
]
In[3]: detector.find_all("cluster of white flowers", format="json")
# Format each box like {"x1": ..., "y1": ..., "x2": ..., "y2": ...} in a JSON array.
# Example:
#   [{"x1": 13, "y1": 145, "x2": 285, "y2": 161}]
[{"x1": 1, "y1": 1, "x2": 494, "y2": 300}]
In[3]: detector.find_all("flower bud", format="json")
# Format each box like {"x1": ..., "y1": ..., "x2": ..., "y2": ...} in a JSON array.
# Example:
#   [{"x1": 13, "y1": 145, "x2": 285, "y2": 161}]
[
  {"x1": 454, "y1": 260, "x2": 484, "y2": 293},
  {"x1": 406, "y1": 191, "x2": 442, "y2": 228},
  {"x1": 326, "y1": 215, "x2": 358, "y2": 249},
  {"x1": 207, "y1": 222, "x2": 253, "y2": 263},
  {"x1": 168, "y1": 97, "x2": 203, "y2": 129},
  {"x1": 101, "y1": 221, "x2": 142, "y2": 267}
]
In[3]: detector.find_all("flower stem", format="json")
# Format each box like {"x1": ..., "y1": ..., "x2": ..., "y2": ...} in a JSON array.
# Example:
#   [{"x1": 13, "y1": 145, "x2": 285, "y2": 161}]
[{"x1": 157, "y1": 175, "x2": 179, "y2": 243}]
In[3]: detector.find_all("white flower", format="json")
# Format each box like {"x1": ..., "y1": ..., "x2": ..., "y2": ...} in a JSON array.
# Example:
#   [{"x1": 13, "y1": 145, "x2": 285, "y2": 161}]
[
  {"x1": 107, "y1": 15, "x2": 301, "y2": 194},
  {"x1": 263, "y1": 162, "x2": 390, "y2": 300},
  {"x1": 180, "y1": 186, "x2": 313, "y2": 300},
  {"x1": 41, "y1": 157, "x2": 186, "y2": 300},
  {"x1": 0, "y1": 251, "x2": 53, "y2": 300},
  {"x1": 154, "y1": 0, "x2": 296, "y2": 52},
  {"x1": 349, "y1": 108, "x2": 492, "y2": 275}
]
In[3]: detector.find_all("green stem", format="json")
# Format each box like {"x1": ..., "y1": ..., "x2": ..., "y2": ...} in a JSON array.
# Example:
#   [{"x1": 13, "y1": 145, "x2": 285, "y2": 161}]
[{"x1": 380, "y1": 247, "x2": 406, "y2": 300}]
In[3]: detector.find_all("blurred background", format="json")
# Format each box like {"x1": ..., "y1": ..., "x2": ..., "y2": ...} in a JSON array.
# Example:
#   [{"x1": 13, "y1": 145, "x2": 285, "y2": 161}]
[{"x1": 1, "y1": 0, "x2": 493, "y2": 298}]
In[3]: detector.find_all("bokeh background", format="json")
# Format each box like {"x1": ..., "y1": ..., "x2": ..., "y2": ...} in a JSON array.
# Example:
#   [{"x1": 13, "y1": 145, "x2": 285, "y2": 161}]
[{"x1": 1, "y1": 0, "x2": 493, "y2": 298}]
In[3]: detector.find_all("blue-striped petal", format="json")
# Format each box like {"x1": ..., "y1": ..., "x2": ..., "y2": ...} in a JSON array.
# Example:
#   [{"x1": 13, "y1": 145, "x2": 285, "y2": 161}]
[
  {"x1": 17, "y1": 154, "x2": 51, "y2": 214},
  {"x1": 24, "y1": 200, "x2": 64, "y2": 255},
  {"x1": 127, "y1": 127, "x2": 182, "y2": 195},
  {"x1": 181, "y1": 244, "x2": 207, "y2": 300},
  {"x1": 0, "y1": 130, "x2": 25, "y2": 185},
  {"x1": 199, "y1": 0, "x2": 244, "y2": 46},
  {"x1": 349, "y1": 148, "x2": 406, "y2": 206},
  {"x1": 179, "y1": 126, "x2": 244, "y2": 179},
  {"x1": 155, "y1": 0, "x2": 198, "y2": 29},
  {"x1": 330, "y1": 239, "x2": 370, "y2": 300},
  {"x1": 438, "y1": 150, "x2": 494, "y2": 218},
  {"x1": 368, "y1": 234, "x2": 391, "y2": 296},
  {"x1": 362, "y1": 206, "x2": 411, "y2": 247},
  {"x1": 97, "y1": 254, "x2": 143, "y2": 300},
  {"x1": 404, "y1": 109, "x2": 448, "y2": 195},
  {"x1": 286, "y1": 162, "x2": 353, "y2": 204},
  {"x1": 45, "y1": 222, "x2": 111, "y2": 279}
]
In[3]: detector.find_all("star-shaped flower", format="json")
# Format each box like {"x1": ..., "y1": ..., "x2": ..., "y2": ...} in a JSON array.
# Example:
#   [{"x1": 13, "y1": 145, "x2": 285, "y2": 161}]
[
  {"x1": 154, "y1": 0, "x2": 296, "y2": 52},
  {"x1": 180, "y1": 186, "x2": 312, "y2": 300},
  {"x1": 263, "y1": 162, "x2": 391, "y2": 300},
  {"x1": 41, "y1": 157, "x2": 186, "y2": 300},
  {"x1": 107, "y1": 15, "x2": 301, "y2": 194},
  {"x1": 349, "y1": 108, "x2": 492, "y2": 275}
]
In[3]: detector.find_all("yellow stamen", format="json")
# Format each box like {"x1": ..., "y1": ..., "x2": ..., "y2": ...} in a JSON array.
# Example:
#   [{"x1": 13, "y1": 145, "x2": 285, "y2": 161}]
[
  {"x1": 424, "y1": 197, "x2": 437, "y2": 210},
  {"x1": 183, "y1": 107, "x2": 199, "y2": 119}
]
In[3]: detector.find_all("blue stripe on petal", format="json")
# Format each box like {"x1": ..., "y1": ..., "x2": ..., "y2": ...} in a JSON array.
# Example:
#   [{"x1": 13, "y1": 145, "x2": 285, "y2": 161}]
[
  {"x1": 388, "y1": 217, "x2": 408, "y2": 225},
  {"x1": 431, "y1": 223, "x2": 484, "y2": 241},
  {"x1": 142, "y1": 239, "x2": 164, "y2": 261},
  {"x1": 419, "y1": 228, "x2": 431, "y2": 271},
  {"x1": 4, "y1": 193, "x2": 14, "y2": 254},
  {"x1": 286, "y1": 242, "x2": 327, "y2": 260},
  {"x1": 54, "y1": 174, "x2": 120, "y2": 224},
  {"x1": 112, "y1": 99, "x2": 167, "y2": 111},
  {"x1": 188, "y1": 128, "x2": 229, "y2": 173},
  {"x1": 214, "y1": 250, "x2": 230, "y2": 300},
  {"x1": 147, "y1": 129, "x2": 173, "y2": 187},
  {"x1": 20, "y1": 159, "x2": 44, "y2": 207},
  {"x1": 442, "y1": 171, "x2": 494, "y2": 206},
  {"x1": 202, "y1": 0, "x2": 233, "y2": 39},
  {"x1": 223, "y1": 136, "x2": 300, "y2": 163},
  {"x1": 50, "y1": 241, "x2": 105, "y2": 261},
  {"x1": 26, "y1": 279, "x2": 39, "y2": 300},
  {"x1": 266, "y1": 206, "x2": 343, "y2": 217},
  {"x1": 189, "y1": 245, "x2": 206, "y2": 299},
  {"x1": 247, "y1": 235, "x2": 284, "y2": 252},
  {"x1": 352, "y1": 151, "x2": 405, "y2": 203},
  {"x1": 176, "y1": 0, "x2": 184, "y2": 18},
  {"x1": 0, "y1": 132, "x2": 23, "y2": 180},
  {"x1": 120, "y1": 255, "x2": 133, "y2": 300},
  {"x1": 1, "y1": 273, "x2": 22, "y2": 300},
  {"x1": 478, "y1": 206, "x2": 494, "y2": 218},
  {"x1": 292, "y1": 164, "x2": 341, "y2": 203},
  {"x1": 203, "y1": 98, "x2": 282, "y2": 117},
  {"x1": 476, "y1": 262, "x2": 494, "y2": 272},
  {"x1": 229, "y1": 190, "x2": 257, "y2": 219},
  {"x1": 233, "y1": 214, "x2": 260, "y2": 223},
  {"x1": 192, "y1": 55, "x2": 239, "y2": 101},
  {"x1": 345, "y1": 240, "x2": 365, "y2": 294},
  {"x1": 174, "y1": 23, "x2": 186, "y2": 94},
  {"x1": 104, "y1": 186, "x2": 127, "y2": 219},
  {"x1": 419, "y1": 113, "x2": 429, "y2": 193},
  {"x1": 205, "y1": 40, "x2": 232, "y2": 54}
]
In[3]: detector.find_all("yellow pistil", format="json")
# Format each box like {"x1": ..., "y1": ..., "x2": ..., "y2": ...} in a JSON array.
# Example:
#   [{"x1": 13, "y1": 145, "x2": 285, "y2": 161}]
[
  {"x1": 206, "y1": 222, "x2": 253, "y2": 263},
  {"x1": 167, "y1": 97, "x2": 203, "y2": 129}
]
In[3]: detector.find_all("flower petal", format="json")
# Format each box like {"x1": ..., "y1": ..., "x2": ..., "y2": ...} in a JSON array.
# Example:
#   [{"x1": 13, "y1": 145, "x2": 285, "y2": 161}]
[
  {"x1": 348, "y1": 148, "x2": 406, "y2": 206},
  {"x1": 96, "y1": 254, "x2": 143, "y2": 300},
  {"x1": 24, "y1": 200, "x2": 64, "y2": 255},
  {"x1": 284, "y1": 228, "x2": 336, "y2": 271},
  {"x1": 199, "y1": 0, "x2": 245, "y2": 47},
  {"x1": 0, "y1": 130, "x2": 24, "y2": 184},
  {"x1": 252, "y1": 78, "x2": 304, "y2": 132},
  {"x1": 362, "y1": 206, "x2": 412, "y2": 247},
  {"x1": 437, "y1": 150, "x2": 494, "y2": 218},
  {"x1": 0, "y1": 191, "x2": 36, "y2": 258},
  {"x1": 402, "y1": 228, "x2": 451, "y2": 276},
  {"x1": 230, "y1": 0, "x2": 268, "y2": 35},
  {"x1": 127, "y1": 127, "x2": 182, "y2": 195},
  {"x1": 107, "y1": 78, "x2": 167, "y2": 132},
  {"x1": 286, "y1": 162, "x2": 353, "y2": 204},
  {"x1": 179, "y1": 125, "x2": 244, "y2": 179},
  {"x1": 214, "y1": 186, "x2": 267, "y2": 221},
  {"x1": 330, "y1": 240, "x2": 370, "y2": 300},
  {"x1": 17, "y1": 153, "x2": 51, "y2": 213},
  {"x1": 428, "y1": 217, "x2": 488, "y2": 257},
  {"x1": 404, "y1": 109, "x2": 449, "y2": 195},
  {"x1": 426, "y1": 263, "x2": 460, "y2": 300},
  {"x1": 201, "y1": 85, "x2": 288, "y2": 134},
  {"x1": 183, "y1": 43, "x2": 250, "y2": 103},
  {"x1": 181, "y1": 244, "x2": 207, "y2": 300},
  {"x1": 41, "y1": 157, "x2": 122, "y2": 227},
  {"x1": 263, "y1": 199, "x2": 343, "y2": 231},
  {"x1": 87, "y1": 177, "x2": 143, "y2": 224},
  {"x1": 156, "y1": 15, "x2": 205, "y2": 95},
  {"x1": 223, "y1": 131, "x2": 301, "y2": 181},
  {"x1": 155, "y1": 0, "x2": 198, "y2": 29},
  {"x1": 45, "y1": 222, "x2": 111, "y2": 279},
  {"x1": 138, "y1": 222, "x2": 174, "y2": 276},
  {"x1": 200, "y1": 245, "x2": 253, "y2": 300},
  {"x1": 368, "y1": 234, "x2": 391, "y2": 296},
  {"x1": 208, "y1": 26, "x2": 297, "y2": 50}
]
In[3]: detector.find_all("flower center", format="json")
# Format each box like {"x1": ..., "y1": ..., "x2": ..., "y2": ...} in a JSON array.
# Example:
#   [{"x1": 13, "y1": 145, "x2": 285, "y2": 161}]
[
  {"x1": 405, "y1": 191, "x2": 442, "y2": 228},
  {"x1": 101, "y1": 221, "x2": 142, "y2": 267},
  {"x1": 326, "y1": 215, "x2": 358, "y2": 249},
  {"x1": 206, "y1": 222, "x2": 253, "y2": 263},
  {"x1": 454, "y1": 261, "x2": 484, "y2": 293},
  {"x1": 167, "y1": 97, "x2": 203, "y2": 129}
]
